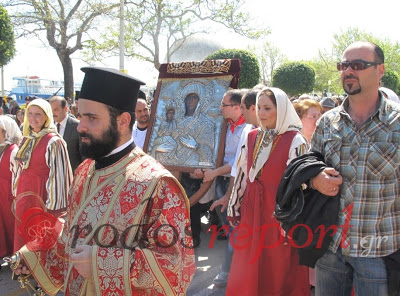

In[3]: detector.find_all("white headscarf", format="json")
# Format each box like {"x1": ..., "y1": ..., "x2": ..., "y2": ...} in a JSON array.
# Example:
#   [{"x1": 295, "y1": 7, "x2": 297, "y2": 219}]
[
  {"x1": 249, "y1": 87, "x2": 302, "y2": 182},
  {"x1": 0, "y1": 115, "x2": 23, "y2": 145},
  {"x1": 380, "y1": 87, "x2": 400, "y2": 104}
]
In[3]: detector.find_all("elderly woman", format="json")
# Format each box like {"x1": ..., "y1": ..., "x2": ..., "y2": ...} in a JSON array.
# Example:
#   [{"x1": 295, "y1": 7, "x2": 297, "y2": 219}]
[
  {"x1": 0, "y1": 116, "x2": 22, "y2": 257},
  {"x1": 226, "y1": 87, "x2": 309, "y2": 295},
  {"x1": 13, "y1": 98, "x2": 73, "y2": 252},
  {"x1": 294, "y1": 99, "x2": 323, "y2": 143}
]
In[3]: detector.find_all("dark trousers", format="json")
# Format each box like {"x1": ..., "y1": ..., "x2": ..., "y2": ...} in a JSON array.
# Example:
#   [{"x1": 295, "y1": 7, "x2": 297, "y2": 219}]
[
  {"x1": 215, "y1": 176, "x2": 230, "y2": 225},
  {"x1": 180, "y1": 173, "x2": 204, "y2": 239},
  {"x1": 215, "y1": 175, "x2": 234, "y2": 273},
  {"x1": 190, "y1": 201, "x2": 213, "y2": 239}
]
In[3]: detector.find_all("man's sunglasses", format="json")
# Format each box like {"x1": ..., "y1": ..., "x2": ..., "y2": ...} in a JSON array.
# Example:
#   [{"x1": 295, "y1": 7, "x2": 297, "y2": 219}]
[{"x1": 337, "y1": 60, "x2": 381, "y2": 71}]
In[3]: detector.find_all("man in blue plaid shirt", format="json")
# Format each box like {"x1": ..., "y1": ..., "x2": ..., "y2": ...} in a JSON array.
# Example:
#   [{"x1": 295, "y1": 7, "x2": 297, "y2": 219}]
[{"x1": 311, "y1": 41, "x2": 400, "y2": 296}]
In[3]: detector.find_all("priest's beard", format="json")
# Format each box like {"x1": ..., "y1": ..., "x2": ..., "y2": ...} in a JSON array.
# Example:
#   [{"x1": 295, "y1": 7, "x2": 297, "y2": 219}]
[{"x1": 79, "y1": 123, "x2": 120, "y2": 160}]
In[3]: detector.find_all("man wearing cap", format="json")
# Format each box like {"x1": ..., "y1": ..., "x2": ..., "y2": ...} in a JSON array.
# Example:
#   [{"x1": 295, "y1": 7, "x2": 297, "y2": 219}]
[
  {"x1": 24, "y1": 95, "x2": 38, "y2": 107},
  {"x1": 12, "y1": 67, "x2": 195, "y2": 295},
  {"x1": 319, "y1": 97, "x2": 336, "y2": 114}
]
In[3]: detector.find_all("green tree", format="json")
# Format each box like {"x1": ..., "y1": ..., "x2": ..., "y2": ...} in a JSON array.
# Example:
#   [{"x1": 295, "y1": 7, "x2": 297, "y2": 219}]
[
  {"x1": 381, "y1": 70, "x2": 399, "y2": 93},
  {"x1": 84, "y1": 0, "x2": 268, "y2": 71},
  {"x1": 205, "y1": 49, "x2": 260, "y2": 89},
  {"x1": 6, "y1": 0, "x2": 120, "y2": 98},
  {"x1": 272, "y1": 62, "x2": 315, "y2": 96},
  {"x1": 0, "y1": 4, "x2": 15, "y2": 67},
  {"x1": 0, "y1": 4, "x2": 15, "y2": 96},
  {"x1": 306, "y1": 50, "x2": 342, "y2": 95}
]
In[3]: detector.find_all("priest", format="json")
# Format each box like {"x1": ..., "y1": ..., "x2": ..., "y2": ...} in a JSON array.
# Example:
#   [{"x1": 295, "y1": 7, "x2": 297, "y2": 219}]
[{"x1": 12, "y1": 67, "x2": 195, "y2": 295}]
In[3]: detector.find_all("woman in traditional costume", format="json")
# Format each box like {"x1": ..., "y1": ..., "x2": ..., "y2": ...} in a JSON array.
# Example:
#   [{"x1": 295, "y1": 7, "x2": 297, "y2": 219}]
[
  {"x1": 13, "y1": 98, "x2": 73, "y2": 252},
  {"x1": 0, "y1": 116, "x2": 22, "y2": 257},
  {"x1": 226, "y1": 87, "x2": 310, "y2": 295}
]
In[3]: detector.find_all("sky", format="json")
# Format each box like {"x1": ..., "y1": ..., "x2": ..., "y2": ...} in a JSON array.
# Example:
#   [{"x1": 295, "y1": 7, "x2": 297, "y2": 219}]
[{"x1": 2, "y1": 0, "x2": 400, "y2": 92}]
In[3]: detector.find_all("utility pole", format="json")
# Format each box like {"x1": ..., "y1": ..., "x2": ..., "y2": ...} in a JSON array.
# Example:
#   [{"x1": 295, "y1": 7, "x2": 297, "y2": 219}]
[
  {"x1": 119, "y1": 0, "x2": 126, "y2": 74},
  {"x1": 1, "y1": 66, "x2": 4, "y2": 97}
]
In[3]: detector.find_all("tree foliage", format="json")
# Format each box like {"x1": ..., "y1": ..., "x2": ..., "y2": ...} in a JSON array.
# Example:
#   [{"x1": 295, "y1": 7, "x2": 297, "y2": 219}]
[
  {"x1": 84, "y1": 0, "x2": 269, "y2": 71},
  {"x1": 382, "y1": 70, "x2": 399, "y2": 93},
  {"x1": 306, "y1": 50, "x2": 342, "y2": 95},
  {"x1": 205, "y1": 49, "x2": 260, "y2": 89},
  {"x1": 272, "y1": 62, "x2": 315, "y2": 96},
  {"x1": 5, "y1": 0, "x2": 120, "y2": 98},
  {"x1": 248, "y1": 40, "x2": 286, "y2": 85},
  {"x1": 0, "y1": 4, "x2": 15, "y2": 67}
]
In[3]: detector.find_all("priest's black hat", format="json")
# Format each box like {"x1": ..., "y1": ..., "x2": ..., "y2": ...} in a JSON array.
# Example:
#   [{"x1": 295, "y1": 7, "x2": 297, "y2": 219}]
[
  {"x1": 79, "y1": 67, "x2": 145, "y2": 112},
  {"x1": 75, "y1": 90, "x2": 80, "y2": 101}
]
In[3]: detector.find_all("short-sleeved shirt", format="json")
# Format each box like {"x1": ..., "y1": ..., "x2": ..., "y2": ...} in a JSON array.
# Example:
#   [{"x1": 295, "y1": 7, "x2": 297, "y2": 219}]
[{"x1": 223, "y1": 122, "x2": 246, "y2": 177}]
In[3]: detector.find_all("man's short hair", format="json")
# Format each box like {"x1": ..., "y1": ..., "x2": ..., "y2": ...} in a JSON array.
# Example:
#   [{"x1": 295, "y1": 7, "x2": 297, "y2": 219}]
[
  {"x1": 243, "y1": 89, "x2": 258, "y2": 109},
  {"x1": 49, "y1": 96, "x2": 67, "y2": 109},
  {"x1": 135, "y1": 98, "x2": 149, "y2": 112},
  {"x1": 226, "y1": 89, "x2": 243, "y2": 105},
  {"x1": 107, "y1": 105, "x2": 135, "y2": 131},
  {"x1": 372, "y1": 42, "x2": 384, "y2": 64}
]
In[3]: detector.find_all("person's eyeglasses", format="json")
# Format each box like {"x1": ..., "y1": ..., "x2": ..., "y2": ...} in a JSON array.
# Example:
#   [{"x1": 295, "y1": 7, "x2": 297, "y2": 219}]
[
  {"x1": 221, "y1": 103, "x2": 238, "y2": 108},
  {"x1": 337, "y1": 60, "x2": 381, "y2": 71},
  {"x1": 304, "y1": 113, "x2": 321, "y2": 120}
]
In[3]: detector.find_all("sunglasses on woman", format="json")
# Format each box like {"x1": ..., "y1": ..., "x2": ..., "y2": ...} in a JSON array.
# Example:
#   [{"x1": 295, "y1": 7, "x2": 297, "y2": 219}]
[{"x1": 336, "y1": 59, "x2": 381, "y2": 71}]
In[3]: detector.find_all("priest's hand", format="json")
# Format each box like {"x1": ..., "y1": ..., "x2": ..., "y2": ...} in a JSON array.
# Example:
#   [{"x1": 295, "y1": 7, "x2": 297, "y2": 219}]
[
  {"x1": 13, "y1": 264, "x2": 30, "y2": 276},
  {"x1": 310, "y1": 167, "x2": 343, "y2": 196},
  {"x1": 71, "y1": 245, "x2": 93, "y2": 279}
]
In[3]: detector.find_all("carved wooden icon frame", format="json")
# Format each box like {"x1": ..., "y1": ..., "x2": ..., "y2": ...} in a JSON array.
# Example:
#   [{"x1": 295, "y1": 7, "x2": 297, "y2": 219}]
[{"x1": 144, "y1": 59, "x2": 241, "y2": 174}]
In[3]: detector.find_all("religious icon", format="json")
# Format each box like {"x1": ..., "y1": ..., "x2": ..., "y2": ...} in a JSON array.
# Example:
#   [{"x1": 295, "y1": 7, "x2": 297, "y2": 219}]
[{"x1": 144, "y1": 59, "x2": 241, "y2": 172}]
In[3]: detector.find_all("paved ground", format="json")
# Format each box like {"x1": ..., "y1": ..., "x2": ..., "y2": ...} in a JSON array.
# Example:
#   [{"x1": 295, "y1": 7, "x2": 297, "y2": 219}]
[{"x1": 0, "y1": 217, "x2": 227, "y2": 296}]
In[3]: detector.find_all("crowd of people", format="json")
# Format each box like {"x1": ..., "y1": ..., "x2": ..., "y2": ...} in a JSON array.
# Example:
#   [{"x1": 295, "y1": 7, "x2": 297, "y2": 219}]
[{"x1": 0, "y1": 41, "x2": 399, "y2": 296}]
